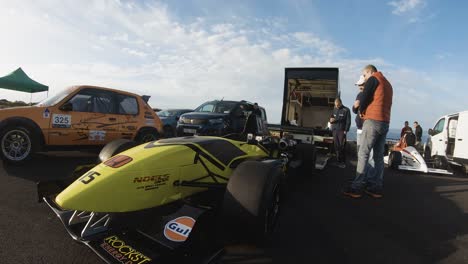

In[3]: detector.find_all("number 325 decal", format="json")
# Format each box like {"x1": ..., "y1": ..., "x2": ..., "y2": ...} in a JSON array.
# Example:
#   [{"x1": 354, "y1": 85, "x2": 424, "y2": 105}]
[{"x1": 52, "y1": 114, "x2": 72, "y2": 128}]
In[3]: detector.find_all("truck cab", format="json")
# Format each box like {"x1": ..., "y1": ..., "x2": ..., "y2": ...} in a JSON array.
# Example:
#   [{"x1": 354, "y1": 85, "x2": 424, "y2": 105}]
[{"x1": 425, "y1": 110, "x2": 468, "y2": 173}]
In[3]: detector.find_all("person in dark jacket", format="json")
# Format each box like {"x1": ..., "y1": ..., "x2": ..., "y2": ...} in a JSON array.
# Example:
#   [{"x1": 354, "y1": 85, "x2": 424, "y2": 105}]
[
  {"x1": 401, "y1": 121, "x2": 413, "y2": 138},
  {"x1": 330, "y1": 98, "x2": 351, "y2": 168},
  {"x1": 413, "y1": 121, "x2": 423, "y2": 145}
]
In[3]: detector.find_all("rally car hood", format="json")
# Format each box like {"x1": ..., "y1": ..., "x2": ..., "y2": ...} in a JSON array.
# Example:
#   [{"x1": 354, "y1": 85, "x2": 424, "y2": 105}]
[
  {"x1": 0, "y1": 105, "x2": 49, "y2": 123},
  {"x1": 55, "y1": 137, "x2": 268, "y2": 213}
]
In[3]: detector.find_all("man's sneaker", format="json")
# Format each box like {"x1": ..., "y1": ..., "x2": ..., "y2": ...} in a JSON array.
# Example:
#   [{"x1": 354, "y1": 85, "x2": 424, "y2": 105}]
[
  {"x1": 343, "y1": 186, "x2": 362, "y2": 198},
  {"x1": 365, "y1": 188, "x2": 383, "y2": 198}
]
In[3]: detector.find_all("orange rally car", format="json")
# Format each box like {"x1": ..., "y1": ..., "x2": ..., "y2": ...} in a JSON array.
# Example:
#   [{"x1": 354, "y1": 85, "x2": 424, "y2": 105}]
[{"x1": 0, "y1": 85, "x2": 163, "y2": 164}]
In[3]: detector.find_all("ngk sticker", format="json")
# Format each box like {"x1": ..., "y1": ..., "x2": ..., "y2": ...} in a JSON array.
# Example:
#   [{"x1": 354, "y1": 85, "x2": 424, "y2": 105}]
[{"x1": 163, "y1": 216, "x2": 195, "y2": 242}]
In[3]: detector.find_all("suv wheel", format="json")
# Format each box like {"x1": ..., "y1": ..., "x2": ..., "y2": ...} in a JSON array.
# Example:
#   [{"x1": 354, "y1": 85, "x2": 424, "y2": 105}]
[{"x1": 0, "y1": 126, "x2": 35, "y2": 164}]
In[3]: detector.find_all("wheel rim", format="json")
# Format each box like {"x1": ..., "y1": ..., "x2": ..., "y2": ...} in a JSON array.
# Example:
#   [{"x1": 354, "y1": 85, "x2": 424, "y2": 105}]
[
  {"x1": 1, "y1": 130, "x2": 31, "y2": 161},
  {"x1": 264, "y1": 183, "x2": 281, "y2": 234}
]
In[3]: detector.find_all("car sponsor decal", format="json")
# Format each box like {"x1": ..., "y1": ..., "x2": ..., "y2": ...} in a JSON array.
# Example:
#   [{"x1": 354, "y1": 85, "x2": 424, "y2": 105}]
[
  {"x1": 100, "y1": 236, "x2": 151, "y2": 264},
  {"x1": 52, "y1": 114, "x2": 71, "y2": 128},
  {"x1": 164, "y1": 216, "x2": 196, "y2": 242},
  {"x1": 104, "y1": 155, "x2": 133, "y2": 168},
  {"x1": 145, "y1": 119, "x2": 155, "y2": 125},
  {"x1": 43, "y1": 108, "x2": 50, "y2": 118},
  {"x1": 89, "y1": 130, "x2": 106, "y2": 141},
  {"x1": 134, "y1": 174, "x2": 169, "y2": 191}
]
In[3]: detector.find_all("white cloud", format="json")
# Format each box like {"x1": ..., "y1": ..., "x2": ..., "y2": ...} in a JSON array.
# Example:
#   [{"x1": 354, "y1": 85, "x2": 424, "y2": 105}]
[
  {"x1": 0, "y1": 0, "x2": 462, "y2": 130},
  {"x1": 388, "y1": 0, "x2": 426, "y2": 15}
]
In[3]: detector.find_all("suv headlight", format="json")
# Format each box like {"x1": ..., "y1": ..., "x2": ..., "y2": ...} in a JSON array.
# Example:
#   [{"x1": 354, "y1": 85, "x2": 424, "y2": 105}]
[
  {"x1": 209, "y1": 118, "x2": 224, "y2": 125},
  {"x1": 178, "y1": 116, "x2": 187, "y2": 124}
]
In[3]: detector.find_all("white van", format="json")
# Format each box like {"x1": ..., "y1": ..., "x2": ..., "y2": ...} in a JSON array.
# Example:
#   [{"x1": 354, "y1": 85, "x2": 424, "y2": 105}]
[{"x1": 425, "y1": 110, "x2": 468, "y2": 173}]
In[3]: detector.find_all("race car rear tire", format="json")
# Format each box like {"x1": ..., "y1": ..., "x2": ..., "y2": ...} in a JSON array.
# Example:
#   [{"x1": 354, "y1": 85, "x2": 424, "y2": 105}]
[
  {"x1": 0, "y1": 126, "x2": 38, "y2": 165},
  {"x1": 388, "y1": 151, "x2": 401, "y2": 169},
  {"x1": 98, "y1": 139, "x2": 138, "y2": 162},
  {"x1": 223, "y1": 160, "x2": 282, "y2": 242}
]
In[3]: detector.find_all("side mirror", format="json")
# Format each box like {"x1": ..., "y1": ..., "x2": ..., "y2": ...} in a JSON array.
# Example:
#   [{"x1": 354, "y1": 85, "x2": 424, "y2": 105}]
[
  {"x1": 428, "y1": 129, "x2": 433, "y2": 136},
  {"x1": 60, "y1": 102, "x2": 73, "y2": 111},
  {"x1": 175, "y1": 116, "x2": 180, "y2": 121}
]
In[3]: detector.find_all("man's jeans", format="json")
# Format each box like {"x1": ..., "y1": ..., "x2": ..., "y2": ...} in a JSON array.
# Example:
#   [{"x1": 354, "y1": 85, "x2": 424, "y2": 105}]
[{"x1": 352, "y1": 119, "x2": 389, "y2": 191}]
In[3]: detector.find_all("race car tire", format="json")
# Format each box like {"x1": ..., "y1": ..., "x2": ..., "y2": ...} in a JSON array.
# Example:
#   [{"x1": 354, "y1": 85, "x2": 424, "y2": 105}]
[
  {"x1": 98, "y1": 139, "x2": 138, "y2": 162},
  {"x1": 434, "y1": 155, "x2": 449, "y2": 170},
  {"x1": 0, "y1": 125, "x2": 38, "y2": 165},
  {"x1": 135, "y1": 128, "x2": 160, "y2": 143},
  {"x1": 223, "y1": 160, "x2": 282, "y2": 242},
  {"x1": 388, "y1": 151, "x2": 401, "y2": 169},
  {"x1": 296, "y1": 143, "x2": 317, "y2": 175}
]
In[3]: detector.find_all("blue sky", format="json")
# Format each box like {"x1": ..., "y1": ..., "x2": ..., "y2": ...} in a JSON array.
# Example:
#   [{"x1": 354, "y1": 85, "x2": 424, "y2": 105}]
[{"x1": 0, "y1": 0, "x2": 466, "y2": 129}]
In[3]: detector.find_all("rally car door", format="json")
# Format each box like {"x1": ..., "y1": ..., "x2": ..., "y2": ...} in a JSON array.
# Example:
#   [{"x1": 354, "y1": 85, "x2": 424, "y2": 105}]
[
  {"x1": 48, "y1": 88, "x2": 122, "y2": 145},
  {"x1": 114, "y1": 93, "x2": 141, "y2": 139}
]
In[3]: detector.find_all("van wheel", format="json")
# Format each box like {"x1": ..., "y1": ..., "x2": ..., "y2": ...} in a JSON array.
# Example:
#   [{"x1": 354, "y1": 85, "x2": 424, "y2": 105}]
[
  {"x1": 388, "y1": 151, "x2": 401, "y2": 169},
  {"x1": 98, "y1": 139, "x2": 138, "y2": 162},
  {"x1": 136, "y1": 128, "x2": 160, "y2": 143},
  {"x1": 0, "y1": 126, "x2": 37, "y2": 164},
  {"x1": 223, "y1": 161, "x2": 282, "y2": 242}
]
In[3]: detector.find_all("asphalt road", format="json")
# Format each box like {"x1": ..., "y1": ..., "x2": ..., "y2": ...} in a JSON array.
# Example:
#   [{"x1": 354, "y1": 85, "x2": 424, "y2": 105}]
[{"x1": 1, "y1": 152, "x2": 468, "y2": 264}]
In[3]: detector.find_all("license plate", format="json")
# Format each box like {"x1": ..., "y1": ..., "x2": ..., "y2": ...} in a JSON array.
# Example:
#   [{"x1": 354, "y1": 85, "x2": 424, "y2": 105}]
[{"x1": 184, "y1": 128, "x2": 197, "y2": 134}]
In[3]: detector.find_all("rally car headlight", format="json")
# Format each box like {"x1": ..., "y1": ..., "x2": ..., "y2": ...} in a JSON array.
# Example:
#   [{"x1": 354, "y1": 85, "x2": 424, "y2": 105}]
[{"x1": 209, "y1": 118, "x2": 224, "y2": 125}]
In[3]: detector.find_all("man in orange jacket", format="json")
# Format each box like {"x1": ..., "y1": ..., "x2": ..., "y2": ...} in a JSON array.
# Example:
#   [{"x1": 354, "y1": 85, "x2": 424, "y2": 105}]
[{"x1": 343, "y1": 65, "x2": 393, "y2": 199}]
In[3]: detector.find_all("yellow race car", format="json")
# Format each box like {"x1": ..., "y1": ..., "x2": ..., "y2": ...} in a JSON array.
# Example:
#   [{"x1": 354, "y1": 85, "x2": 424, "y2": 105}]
[{"x1": 38, "y1": 114, "x2": 310, "y2": 263}]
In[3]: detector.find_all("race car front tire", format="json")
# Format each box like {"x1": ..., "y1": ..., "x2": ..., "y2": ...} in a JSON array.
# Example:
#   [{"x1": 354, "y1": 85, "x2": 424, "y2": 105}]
[
  {"x1": 223, "y1": 160, "x2": 282, "y2": 242},
  {"x1": 98, "y1": 139, "x2": 139, "y2": 162},
  {"x1": 388, "y1": 151, "x2": 402, "y2": 169},
  {"x1": 0, "y1": 126, "x2": 37, "y2": 164}
]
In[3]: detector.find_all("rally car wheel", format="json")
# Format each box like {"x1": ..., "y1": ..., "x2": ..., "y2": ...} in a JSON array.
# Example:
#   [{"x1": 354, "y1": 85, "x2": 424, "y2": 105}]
[
  {"x1": 0, "y1": 126, "x2": 35, "y2": 164},
  {"x1": 99, "y1": 139, "x2": 138, "y2": 162},
  {"x1": 136, "y1": 128, "x2": 160, "y2": 143},
  {"x1": 223, "y1": 160, "x2": 282, "y2": 241},
  {"x1": 388, "y1": 151, "x2": 401, "y2": 170}
]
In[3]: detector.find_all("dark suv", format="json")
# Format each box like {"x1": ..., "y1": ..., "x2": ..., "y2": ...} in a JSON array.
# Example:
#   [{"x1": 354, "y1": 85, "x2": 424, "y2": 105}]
[{"x1": 176, "y1": 100, "x2": 268, "y2": 136}]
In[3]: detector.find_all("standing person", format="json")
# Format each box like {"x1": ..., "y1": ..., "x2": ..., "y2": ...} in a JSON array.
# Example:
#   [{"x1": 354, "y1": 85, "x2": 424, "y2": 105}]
[
  {"x1": 400, "y1": 121, "x2": 413, "y2": 138},
  {"x1": 413, "y1": 121, "x2": 423, "y2": 144},
  {"x1": 353, "y1": 75, "x2": 366, "y2": 153},
  {"x1": 330, "y1": 98, "x2": 351, "y2": 168},
  {"x1": 344, "y1": 65, "x2": 393, "y2": 198},
  {"x1": 253, "y1": 103, "x2": 262, "y2": 116}
]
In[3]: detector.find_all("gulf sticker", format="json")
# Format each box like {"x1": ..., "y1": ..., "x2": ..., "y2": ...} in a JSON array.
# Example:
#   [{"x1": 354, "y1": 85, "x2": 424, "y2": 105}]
[{"x1": 163, "y1": 216, "x2": 196, "y2": 242}]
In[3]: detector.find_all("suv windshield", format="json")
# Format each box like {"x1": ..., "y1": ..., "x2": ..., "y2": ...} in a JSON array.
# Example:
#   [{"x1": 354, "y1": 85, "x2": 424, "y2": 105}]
[
  {"x1": 195, "y1": 101, "x2": 237, "y2": 114},
  {"x1": 158, "y1": 110, "x2": 179, "y2": 117},
  {"x1": 38, "y1": 87, "x2": 76, "y2": 107}
]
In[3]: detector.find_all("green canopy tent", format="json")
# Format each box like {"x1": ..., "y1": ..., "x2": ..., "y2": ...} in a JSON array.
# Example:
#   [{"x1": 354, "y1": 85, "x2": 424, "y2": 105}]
[{"x1": 0, "y1": 67, "x2": 48, "y2": 104}]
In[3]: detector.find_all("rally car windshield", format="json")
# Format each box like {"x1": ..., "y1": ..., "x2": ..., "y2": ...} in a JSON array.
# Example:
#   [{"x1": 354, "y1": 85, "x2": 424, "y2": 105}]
[
  {"x1": 195, "y1": 101, "x2": 237, "y2": 114},
  {"x1": 38, "y1": 87, "x2": 76, "y2": 107}
]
